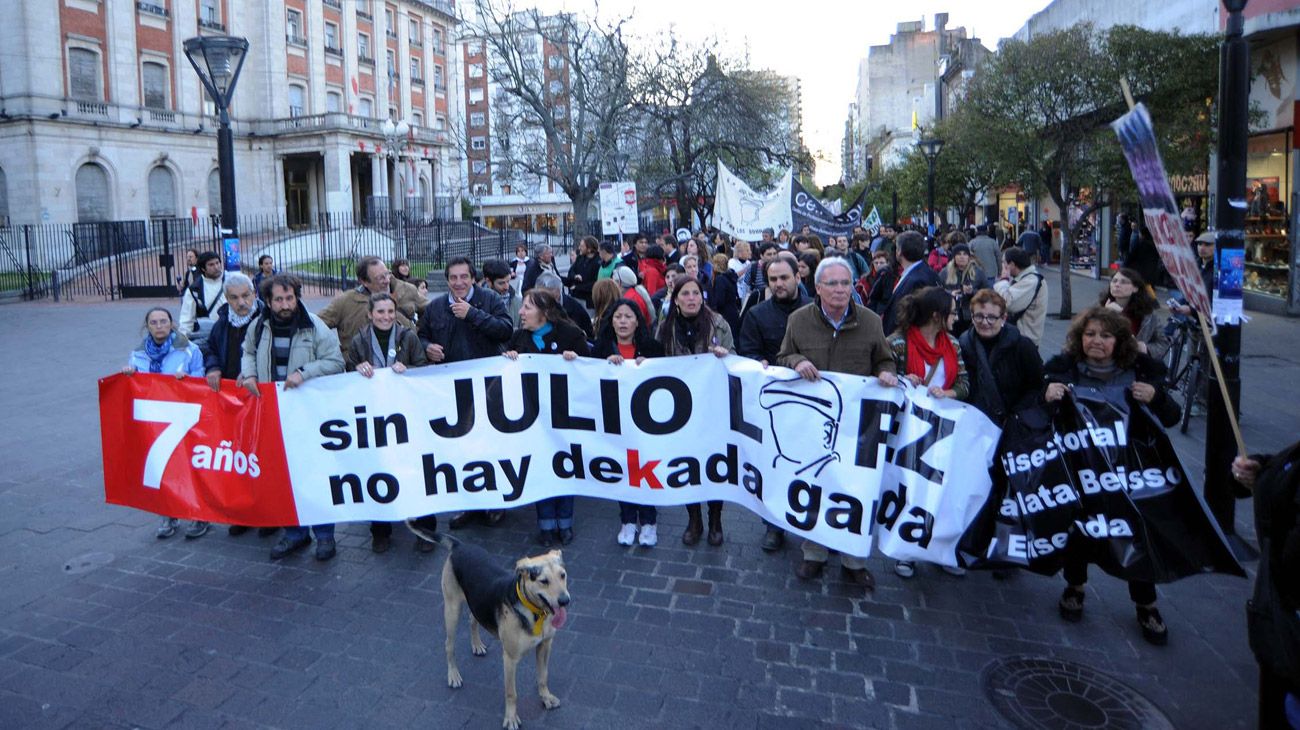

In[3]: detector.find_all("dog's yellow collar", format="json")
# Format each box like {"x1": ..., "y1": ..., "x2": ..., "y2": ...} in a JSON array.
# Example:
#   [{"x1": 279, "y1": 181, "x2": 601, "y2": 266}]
[{"x1": 516, "y1": 581, "x2": 547, "y2": 636}]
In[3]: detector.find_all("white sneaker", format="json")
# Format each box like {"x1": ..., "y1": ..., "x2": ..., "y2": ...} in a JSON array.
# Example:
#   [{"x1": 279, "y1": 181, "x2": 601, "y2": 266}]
[
  {"x1": 894, "y1": 560, "x2": 916, "y2": 578},
  {"x1": 638, "y1": 524, "x2": 658, "y2": 547},
  {"x1": 617, "y1": 523, "x2": 637, "y2": 546}
]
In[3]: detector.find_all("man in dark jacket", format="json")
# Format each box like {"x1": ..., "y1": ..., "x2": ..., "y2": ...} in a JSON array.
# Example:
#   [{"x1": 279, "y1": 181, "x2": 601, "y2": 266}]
[
  {"x1": 957, "y1": 289, "x2": 1044, "y2": 426},
  {"x1": 419, "y1": 256, "x2": 513, "y2": 528},
  {"x1": 710, "y1": 265, "x2": 742, "y2": 337},
  {"x1": 419, "y1": 257, "x2": 514, "y2": 364},
  {"x1": 881, "y1": 231, "x2": 940, "y2": 335},
  {"x1": 737, "y1": 256, "x2": 810, "y2": 552},
  {"x1": 520, "y1": 244, "x2": 559, "y2": 293},
  {"x1": 536, "y1": 272, "x2": 593, "y2": 338},
  {"x1": 202, "y1": 272, "x2": 272, "y2": 538}
]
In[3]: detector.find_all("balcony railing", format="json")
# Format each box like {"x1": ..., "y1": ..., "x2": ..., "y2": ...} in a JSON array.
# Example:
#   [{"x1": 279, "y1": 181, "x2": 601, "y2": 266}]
[
  {"x1": 424, "y1": 0, "x2": 455, "y2": 19},
  {"x1": 357, "y1": 9, "x2": 372, "y2": 21},
  {"x1": 434, "y1": 82, "x2": 446, "y2": 93},
  {"x1": 325, "y1": 45, "x2": 344, "y2": 57},
  {"x1": 148, "y1": 109, "x2": 176, "y2": 123},
  {"x1": 198, "y1": 18, "x2": 225, "y2": 32},
  {"x1": 411, "y1": 77, "x2": 424, "y2": 87},
  {"x1": 76, "y1": 101, "x2": 109, "y2": 117},
  {"x1": 358, "y1": 54, "x2": 375, "y2": 66},
  {"x1": 411, "y1": 38, "x2": 423, "y2": 48},
  {"x1": 136, "y1": 1, "x2": 168, "y2": 18},
  {"x1": 287, "y1": 34, "x2": 308, "y2": 47},
  {"x1": 323, "y1": 0, "x2": 342, "y2": 8},
  {"x1": 251, "y1": 112, "x2": 449, "y2": 145}
]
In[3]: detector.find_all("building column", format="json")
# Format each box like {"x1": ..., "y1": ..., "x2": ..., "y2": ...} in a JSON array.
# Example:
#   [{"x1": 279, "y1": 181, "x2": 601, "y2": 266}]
[{"x1": 323, "y1": 143, "x2": 351, "y2": 214}]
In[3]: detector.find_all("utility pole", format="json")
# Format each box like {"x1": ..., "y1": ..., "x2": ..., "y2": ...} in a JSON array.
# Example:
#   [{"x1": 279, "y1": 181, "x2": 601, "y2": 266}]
[{"x1": 1208, "y1": 0, "x2": 1256, "y2": 560}]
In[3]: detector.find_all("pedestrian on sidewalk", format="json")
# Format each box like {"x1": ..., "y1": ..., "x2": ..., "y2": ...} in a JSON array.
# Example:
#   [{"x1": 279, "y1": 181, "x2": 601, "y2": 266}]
[
  {"x1": 345, "y1": 292, "x2": 434, "y2": 554},
  {"x1": 124, "y1": 306, "x2": 208, "y2": 540},
  {"x1": 592, "y1": 299, "x2": 665, "y2": 547},
  {"x1": 504, "y1": 290, "x2": 590, "y2": 548},
  {"x1": 240, "y1": 275, "x2": 345, "y2": 561},
  {"x1": 1045, "y1": 307, "x2": 1180, "y2": 645},
  {"x1": 994, "y1": 248, "x2": 1048, "y2": 347}
]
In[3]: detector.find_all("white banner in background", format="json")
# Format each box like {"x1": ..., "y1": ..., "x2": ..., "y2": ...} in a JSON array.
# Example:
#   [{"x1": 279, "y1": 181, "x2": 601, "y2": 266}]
[
  {"x1": 275, "y1": 355, "x2": 999, "y2": 562},
  {"x1": 713, "y1": 161, "x2": 793, "y2": 240}
]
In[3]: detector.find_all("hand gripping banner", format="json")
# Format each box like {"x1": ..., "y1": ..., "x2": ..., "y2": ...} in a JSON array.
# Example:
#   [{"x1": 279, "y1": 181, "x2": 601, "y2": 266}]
[
  {"x1": 958, "y1": 389, "x2": 1245, "y2": 582},
  {"x1": 100, "y1": 355, "x2": 1001, "y2": 564}
]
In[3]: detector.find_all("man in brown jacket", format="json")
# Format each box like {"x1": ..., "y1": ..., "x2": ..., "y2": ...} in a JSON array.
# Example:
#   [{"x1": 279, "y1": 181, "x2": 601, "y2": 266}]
[
  {"x1": 318, "y1": 256, "x2": 427, "y2": 349},
  {"x1": 777, "y1": 258, "x2": 899, "y2": 591}
]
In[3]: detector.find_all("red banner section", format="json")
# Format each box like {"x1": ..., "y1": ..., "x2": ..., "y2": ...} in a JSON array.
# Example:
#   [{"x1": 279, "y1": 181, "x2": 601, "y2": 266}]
[{"x1": 99, "y1": 374, "x2": 299, "y2": 527}]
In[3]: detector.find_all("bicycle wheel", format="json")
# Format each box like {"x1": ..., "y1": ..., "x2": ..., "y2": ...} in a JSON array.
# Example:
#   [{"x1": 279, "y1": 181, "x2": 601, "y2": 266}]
[
  {"x1": 1164, "y1": 328, "x2": 1187, "y2": 390},
  {"x1": 1180, "y1": 358, "x2": 1203, "y2": 434}
]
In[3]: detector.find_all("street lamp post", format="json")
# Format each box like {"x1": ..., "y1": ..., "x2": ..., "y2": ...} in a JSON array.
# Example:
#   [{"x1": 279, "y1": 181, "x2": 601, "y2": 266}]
[
  {"x1": 380, "y1": 118, "x2": 410, "y2": 261},
  {"x1": 918, "y1": 137, "x2": 944, "y2": 237},
  {"x1": 1208, "y1": 0, "x2": 1255, "y2": 559},
  {"x1": 183, "y1": 35, "x2": 249, "y2": 271}
]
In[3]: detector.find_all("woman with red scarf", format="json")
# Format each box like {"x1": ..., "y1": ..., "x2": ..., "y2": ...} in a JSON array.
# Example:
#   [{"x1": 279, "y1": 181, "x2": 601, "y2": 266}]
[{"x1": 886, "y1": 285, "x2": 970, "y2": 578}]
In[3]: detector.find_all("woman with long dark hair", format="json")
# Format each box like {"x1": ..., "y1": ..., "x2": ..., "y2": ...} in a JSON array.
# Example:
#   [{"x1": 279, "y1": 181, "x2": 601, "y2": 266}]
[
  {"x1": 655, "y1": 277, "x2": 733, "y2": 546},
  {"x1": 1098, "y1": 267, "x2": 1168, "y2": 361},
  {"x1": 593, "y1": 299, "x2": 666, "y2": 546},
  {"x1": 886, "y1": 286, "x2": 969, "y2": 579},
  {"x1": 565, "y1": 235, "x2": 601, "y2": 307},
  {"x1": 504, "y1": 290, "x2": 590, "y2": 547},
  {"x1": 1044, "y1": 306, "x2": 1181, "y2": 645}
]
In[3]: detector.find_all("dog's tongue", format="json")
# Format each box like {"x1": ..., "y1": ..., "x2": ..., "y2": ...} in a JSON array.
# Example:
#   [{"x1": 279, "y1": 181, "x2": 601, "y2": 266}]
[{"x1": 551, "y1": 606, "x2": 567, "y2": 629}]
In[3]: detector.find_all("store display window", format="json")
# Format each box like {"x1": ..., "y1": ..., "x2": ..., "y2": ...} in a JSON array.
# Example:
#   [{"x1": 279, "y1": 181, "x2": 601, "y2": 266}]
[{"x1": 1244, "y1": 131, "x2": 1292, "y2": 299}]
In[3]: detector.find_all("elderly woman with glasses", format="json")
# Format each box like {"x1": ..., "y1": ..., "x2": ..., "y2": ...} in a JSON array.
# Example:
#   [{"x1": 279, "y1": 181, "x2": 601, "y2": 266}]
[{"x1": 957, "y1": 289, "x2": 1044, "y2": 427}]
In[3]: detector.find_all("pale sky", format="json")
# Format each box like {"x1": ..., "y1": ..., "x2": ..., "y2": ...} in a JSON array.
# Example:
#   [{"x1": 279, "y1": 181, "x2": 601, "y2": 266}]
[{"x1": 515, "y1": 0, "x2": 1054, "y2": 186}]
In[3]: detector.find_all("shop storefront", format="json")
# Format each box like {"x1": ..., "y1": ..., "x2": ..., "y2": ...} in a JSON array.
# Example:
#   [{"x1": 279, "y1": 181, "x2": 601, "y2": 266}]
[{"x1": 1243, "y1": 23, "x2": 1300, "y2": 315}]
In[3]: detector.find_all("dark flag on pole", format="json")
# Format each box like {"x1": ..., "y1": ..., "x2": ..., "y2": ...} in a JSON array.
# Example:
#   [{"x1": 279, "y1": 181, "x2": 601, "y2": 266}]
[
  {"x1": 960, "y1": 389, "x2": 1245, "y2": 582},
  {"x1": 790, "y1": 180, "x2": 867, "y2": 240}
]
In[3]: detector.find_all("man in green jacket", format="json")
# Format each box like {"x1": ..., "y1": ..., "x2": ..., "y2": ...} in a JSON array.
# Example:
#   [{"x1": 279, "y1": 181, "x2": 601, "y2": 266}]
[{"x1": 777, "y1": 258, "x2": 899, "y2": 591}]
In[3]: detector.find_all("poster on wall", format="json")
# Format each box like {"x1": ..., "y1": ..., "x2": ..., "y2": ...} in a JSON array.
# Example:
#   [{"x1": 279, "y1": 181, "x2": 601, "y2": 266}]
[{"x1": 1249, "y1": 35, "x2": 1296, "y2": 132}]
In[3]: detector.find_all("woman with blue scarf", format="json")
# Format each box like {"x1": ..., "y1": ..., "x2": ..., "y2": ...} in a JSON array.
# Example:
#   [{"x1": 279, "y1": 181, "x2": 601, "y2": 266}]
[
  {"x1": 122, "y1": 307, "x2": 207, "y2": 539},
  {"x1": 504, "y1": 290, "x2": 590, "y2": 547}
]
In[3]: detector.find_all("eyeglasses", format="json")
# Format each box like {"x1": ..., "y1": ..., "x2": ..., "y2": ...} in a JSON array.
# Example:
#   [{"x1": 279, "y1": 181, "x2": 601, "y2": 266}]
[
  {"x1": 818, "y1": 280, "x2": 853, "y2": 288},
  {"x1": 971, "y1": 314, "x2": 1004, "y2": 323}
]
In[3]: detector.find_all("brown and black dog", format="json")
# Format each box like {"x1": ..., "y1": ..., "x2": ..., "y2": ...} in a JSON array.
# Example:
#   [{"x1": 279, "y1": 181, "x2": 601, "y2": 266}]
[{"x1": 407, "y1": 522, "x2": 570, "y2": 730}]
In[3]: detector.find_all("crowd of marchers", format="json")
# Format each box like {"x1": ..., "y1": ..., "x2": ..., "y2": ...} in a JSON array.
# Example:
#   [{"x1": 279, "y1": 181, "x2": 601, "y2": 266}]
[{"x1": 122, "y1": 220, "x2": 1300, "y2": 722}]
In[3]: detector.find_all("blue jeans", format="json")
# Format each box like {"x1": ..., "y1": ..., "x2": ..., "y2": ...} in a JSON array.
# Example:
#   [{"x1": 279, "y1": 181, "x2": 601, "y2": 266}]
[
  {"x1": 618, "y1": 502, "x2": 656, "y2": 526},
  {"x1": 535, "y1": 497, "x2": 574, "y2": 531},
  {"x1": 283, "y1": 524, "x2": 334, "y2": 542}
]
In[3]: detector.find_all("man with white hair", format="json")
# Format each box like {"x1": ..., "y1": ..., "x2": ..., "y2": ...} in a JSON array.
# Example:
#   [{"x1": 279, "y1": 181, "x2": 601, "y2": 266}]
[
  {"x1": 778, "y1": 258, "x2": 899, "y2": 591},
  {"x1": 535, "y1": 271, "x2": 594, "y2": 338},
  {"x1": 202, "y1": 271, "x2": 274, "y2": 538},
  {"x1": 521, "y1": 244, "x2": 559, "y2": 293}
]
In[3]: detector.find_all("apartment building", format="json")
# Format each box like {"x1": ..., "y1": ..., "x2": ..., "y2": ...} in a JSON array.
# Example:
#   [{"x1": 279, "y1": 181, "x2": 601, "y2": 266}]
[
  {"x1": 460, "y1": 15, "x2": 576, "y2": 232},
  {"x1": 0, "y1": 0, "x2": 462, "y2": 226}
]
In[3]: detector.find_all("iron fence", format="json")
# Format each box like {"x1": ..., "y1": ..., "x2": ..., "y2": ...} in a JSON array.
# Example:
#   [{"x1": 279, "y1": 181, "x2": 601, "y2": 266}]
[{"x1": 0, "y1": 212, "x2": 602, "y2": 302}]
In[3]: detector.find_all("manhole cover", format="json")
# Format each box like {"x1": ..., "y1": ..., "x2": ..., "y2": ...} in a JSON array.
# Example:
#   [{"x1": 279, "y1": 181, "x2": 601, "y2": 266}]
[{"x1": 982, "y1": 656, "x2": 1174, "y2": 730}]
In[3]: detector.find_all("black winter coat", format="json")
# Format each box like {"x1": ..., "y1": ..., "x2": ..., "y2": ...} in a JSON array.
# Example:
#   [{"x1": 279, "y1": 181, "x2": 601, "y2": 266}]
[
  {"x1": 521, "y1": 259, "x2": 559, "y2": 294},
  {"x1": 418, "y1": 287, "x2": 513, "y2": 363},
  {"x1": 1247, "y1": 439, "x2": 1300, "y2": 689},
  {"x1": 507, "y1": 320, "x2": 591, "y2": 356},
  {"x1": 591, "y1": 335, "x2": 665, "y2": 360},
  {"x1": 710, "y1": 270, "x2": 742, "y2": 337},
  {"x1": 1042, "y1": 353, "x2": 1180, "y2": 427},
  {"x1": 565, "y1": 254, "x2": 600, "y2": 305},
  {"x1": 957, "y1": 324, "x2": 1043, "y2": 425},
  {"x1": 737, "y1": 293, "x2": 811, "y2": 364}
]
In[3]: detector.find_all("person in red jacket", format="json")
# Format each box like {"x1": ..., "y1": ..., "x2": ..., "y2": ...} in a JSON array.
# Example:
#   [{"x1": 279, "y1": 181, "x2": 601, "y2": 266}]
[{"x1": 639, "y1": 244, "x2": 667, "y2": 296}]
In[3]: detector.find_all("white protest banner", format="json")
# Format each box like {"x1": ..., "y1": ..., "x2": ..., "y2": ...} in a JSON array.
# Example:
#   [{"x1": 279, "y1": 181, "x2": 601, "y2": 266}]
[
  {"x1": 713, "y1": 161, "x2": 792, "y2": 239},
  {"x1": 101, "y1": 355, "x2": 1000, "y2": 564},
  {"x1": 863, "y1": 206, "x2": 883, "y2": 234},
  {"x1": 599, "y1": 181, "x2": 639, "y2": 236}
]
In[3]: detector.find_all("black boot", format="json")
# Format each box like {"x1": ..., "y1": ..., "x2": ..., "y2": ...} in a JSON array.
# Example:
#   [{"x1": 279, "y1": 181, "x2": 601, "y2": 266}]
[
  {"x1": 682, "y1": 504, "x2": 703, "y2": 546},
  {"x1": 761, "y1": 525, "x2": 784, "y2": 552},
  {"x1": 706, "y1": 502, "x2": 724, "y2": 546}
]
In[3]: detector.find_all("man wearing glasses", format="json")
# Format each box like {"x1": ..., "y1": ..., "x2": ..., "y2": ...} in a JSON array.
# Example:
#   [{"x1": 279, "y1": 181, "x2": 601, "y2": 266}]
[{"x1": 777, "y1": 258, "x2": 899, "y2": 591}]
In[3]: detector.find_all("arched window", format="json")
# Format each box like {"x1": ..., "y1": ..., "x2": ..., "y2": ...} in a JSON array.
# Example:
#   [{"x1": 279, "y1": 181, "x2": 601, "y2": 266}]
[
  {"x1": 75, "y1": 163, "x2": 110, "y2": 222},
  {"x1": 148, "y1": 166, "x2": 177, "y2": 218},
  {"x1": 207, "y1": 169, "x2": 222, "y2": 215}
]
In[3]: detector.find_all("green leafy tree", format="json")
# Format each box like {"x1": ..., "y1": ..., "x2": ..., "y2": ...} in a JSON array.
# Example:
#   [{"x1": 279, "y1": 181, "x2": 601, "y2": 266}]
[{"x1": 961, "y1": 24, "x2": 1217, "y2": 317}]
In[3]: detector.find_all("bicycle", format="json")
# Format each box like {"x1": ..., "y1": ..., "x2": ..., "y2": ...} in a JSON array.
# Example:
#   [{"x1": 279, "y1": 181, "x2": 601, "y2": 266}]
[{"x1": 1162, "y1": 314, "x2": 1206, "y2": 434}]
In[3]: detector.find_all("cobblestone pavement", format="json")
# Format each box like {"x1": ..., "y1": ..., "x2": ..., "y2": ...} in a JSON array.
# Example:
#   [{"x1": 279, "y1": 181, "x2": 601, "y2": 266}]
[{"x1": 0, "y1": 271, "x2": 1296, "y2": 729}]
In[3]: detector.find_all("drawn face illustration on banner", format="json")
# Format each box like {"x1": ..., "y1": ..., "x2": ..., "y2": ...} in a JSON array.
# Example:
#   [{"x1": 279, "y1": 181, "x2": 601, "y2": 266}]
[{"x1": 759, "y1": 377, "x2": 843, "y2": 477}]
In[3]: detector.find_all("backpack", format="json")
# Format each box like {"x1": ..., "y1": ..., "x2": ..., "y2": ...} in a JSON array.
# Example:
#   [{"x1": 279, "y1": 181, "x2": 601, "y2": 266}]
[{"x1": 1006, "y1": 273, "x2": 1044, "y2": 325}]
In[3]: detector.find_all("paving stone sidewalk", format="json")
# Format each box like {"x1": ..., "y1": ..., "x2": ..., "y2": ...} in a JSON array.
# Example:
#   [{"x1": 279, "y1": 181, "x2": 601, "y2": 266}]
[{"x1": 0, "y1": 274, "x2": 1295, "y2": 729}]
